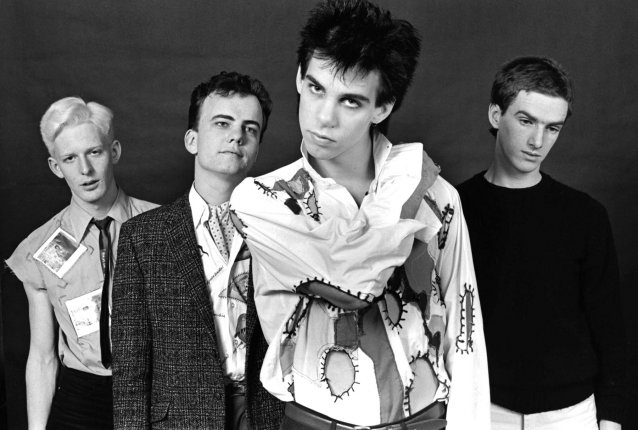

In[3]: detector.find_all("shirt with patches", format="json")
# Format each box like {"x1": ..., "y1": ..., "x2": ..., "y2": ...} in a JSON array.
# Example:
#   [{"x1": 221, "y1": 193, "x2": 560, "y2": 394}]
[{"x1": 230, "y1": 134, "x2": 490, "y2": 428}]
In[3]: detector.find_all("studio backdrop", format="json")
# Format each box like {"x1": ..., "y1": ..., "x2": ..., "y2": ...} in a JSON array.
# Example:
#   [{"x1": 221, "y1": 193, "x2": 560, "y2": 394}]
[{"x1": 1, "y1": 1, "x2": 636, "y2": 428}]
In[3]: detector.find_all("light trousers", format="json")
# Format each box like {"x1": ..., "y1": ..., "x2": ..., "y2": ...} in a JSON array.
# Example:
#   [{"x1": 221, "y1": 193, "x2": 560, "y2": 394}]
[{"x1": 491, "y1": 395, "x2": 598, "y2": 430}]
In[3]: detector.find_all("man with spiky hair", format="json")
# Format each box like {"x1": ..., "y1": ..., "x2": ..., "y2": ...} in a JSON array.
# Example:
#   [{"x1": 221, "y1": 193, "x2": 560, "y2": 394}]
[
  {"x1": 459, "y1": 56, "x2": 625, "y2": 430},
  {"x1": 230, "y1": 1, "x2": 490, "y2": 429}
]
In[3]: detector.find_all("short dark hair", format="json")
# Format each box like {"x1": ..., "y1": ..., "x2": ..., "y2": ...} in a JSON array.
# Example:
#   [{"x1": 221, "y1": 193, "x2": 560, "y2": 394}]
[
  {"x1": 188, "y1": 71, "x2": 273, "y2": 139},
  {"x1": 490, "y1": 56, "x2": 573, "y2": 136},
  {"x1": 297, "y1": 0, "x2": 420, "y2": 113}
]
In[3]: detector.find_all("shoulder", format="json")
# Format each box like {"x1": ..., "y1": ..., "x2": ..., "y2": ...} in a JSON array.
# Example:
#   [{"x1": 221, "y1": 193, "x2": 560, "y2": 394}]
[
  {"x1": 125, "y1": 195, "x2": 160, "y2": 216},
  {"x1": 6, "y1": 206, "x2": 70, "y2": 285},
  {"x1": 427, "y1": 175, "x2": 462, "y2": 205},
  {"x1": 456, "y1": 172, "x2": 485, "y2": 197},
  {"x1": 258, "y1": 158, "x2": 304, "y2": 183},
  {"x1": 544, "y1": 175, "x2": 606, "y2": 214},
  {"x1": 121, "y1": 194, "x2": 188, "y2": 233}
]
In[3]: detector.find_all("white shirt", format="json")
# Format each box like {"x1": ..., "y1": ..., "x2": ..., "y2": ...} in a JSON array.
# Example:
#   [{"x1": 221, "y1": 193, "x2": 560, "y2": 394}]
[
  {"x1": 190, "y1": 186, "x2": 249, "y2": 381},
  {"x1": 230, "y1": 134, "x2": 491, "y2": 428}
]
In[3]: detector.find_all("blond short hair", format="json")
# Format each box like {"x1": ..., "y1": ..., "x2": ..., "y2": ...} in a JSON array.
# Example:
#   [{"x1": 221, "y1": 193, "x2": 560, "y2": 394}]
[{"x1": 40, "y1": 97, "x2": 114, "y2": 155}]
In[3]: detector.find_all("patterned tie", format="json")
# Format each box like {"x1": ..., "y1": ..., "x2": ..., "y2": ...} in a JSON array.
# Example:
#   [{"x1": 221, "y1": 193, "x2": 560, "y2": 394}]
[{"x1": 91, "y1": 217, "x2": 113, "y2": 368}]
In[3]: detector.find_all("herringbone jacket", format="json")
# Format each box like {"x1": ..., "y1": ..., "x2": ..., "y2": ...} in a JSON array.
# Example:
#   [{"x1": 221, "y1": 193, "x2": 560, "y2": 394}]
[{"x1": 111, "y1": 193, "x2": 284, "y2": 429}]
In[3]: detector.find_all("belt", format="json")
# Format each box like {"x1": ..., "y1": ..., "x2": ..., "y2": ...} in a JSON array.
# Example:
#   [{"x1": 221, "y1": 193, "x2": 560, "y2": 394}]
[
  {"x1": 225, "y1": 380, "x2": 247, "y2": 396},
  {"x1": 284, "y1": 401, "x2": 447, "y2": 430}
]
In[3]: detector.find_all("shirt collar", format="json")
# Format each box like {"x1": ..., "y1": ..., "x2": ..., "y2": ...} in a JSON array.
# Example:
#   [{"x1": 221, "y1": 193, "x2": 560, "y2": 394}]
[
  {"x1": 67, "y1": 187, "x2": 129, "y2": 238},
  {"x1": 189, "y1": 184, "x2": 212, "y2": 229},
  {"x1": 299, "y1": 132, "x2": 393, "y2": 185}
]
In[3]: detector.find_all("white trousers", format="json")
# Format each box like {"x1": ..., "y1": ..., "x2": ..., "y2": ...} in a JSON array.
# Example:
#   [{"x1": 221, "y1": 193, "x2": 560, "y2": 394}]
[{"x1": 491, "y1": 395, "x2": 598, "y2": 430}]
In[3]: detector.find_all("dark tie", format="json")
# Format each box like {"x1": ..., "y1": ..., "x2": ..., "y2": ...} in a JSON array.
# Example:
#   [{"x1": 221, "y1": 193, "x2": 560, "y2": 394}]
[{"x1": 91, "y1": 217, "x2": 113, "y2": 369}]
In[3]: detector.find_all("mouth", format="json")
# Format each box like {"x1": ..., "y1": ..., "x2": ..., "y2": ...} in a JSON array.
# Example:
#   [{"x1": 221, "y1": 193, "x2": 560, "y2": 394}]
[
  {"x1": 220, "y1": 150, "x2": 242, "y2": 157},
  {"x1": 81, "y1": 179, "x2": 99, "y2": 188},
  {"x1": 308, "y1": 130, "x2": 335, "y2": 143},
  {"x1": 522, "y1": 150, "x2": 541, "y2": 158}
]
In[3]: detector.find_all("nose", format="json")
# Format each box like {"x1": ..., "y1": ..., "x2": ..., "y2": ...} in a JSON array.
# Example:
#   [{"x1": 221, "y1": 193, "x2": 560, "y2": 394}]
[
  {"x1": 227, "y1": 125, "x2": 243, "y2": 145},
  {"x1": 79, "y1": 156, "x2": 93, "y2": 175},
  {"x1": 317, "y1": 99, "x2": 337, "y2": 128},
  {"x1": 528, "y1": 126, "x2": 544, "y2": 150}
]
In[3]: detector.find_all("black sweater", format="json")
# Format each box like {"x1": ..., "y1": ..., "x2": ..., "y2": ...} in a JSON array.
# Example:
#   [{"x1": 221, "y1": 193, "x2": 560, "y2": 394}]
[{"x1": 458, "y1": 172, "x2": 625, "y2": 424}]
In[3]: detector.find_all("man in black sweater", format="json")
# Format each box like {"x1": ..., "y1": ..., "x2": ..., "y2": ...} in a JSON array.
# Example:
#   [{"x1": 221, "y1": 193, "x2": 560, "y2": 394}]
[{"x1": 458, "y1": 57, "x2": 625, "y2": 430}]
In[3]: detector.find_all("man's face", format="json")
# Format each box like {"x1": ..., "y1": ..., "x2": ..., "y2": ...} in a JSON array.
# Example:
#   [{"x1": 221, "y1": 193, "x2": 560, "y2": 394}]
[
  {"x1": 296, "y1": 56, "x2": 393, "y2": 165},
  {"x1": 48, "y1": 122, "x2": 121, "y2": 206},
  {"x1": 185, "y1": 93, "x2": 262, "y2": 181},
  {"x1": 489, "y1": 90, "x2": 568, "y2": 179}
]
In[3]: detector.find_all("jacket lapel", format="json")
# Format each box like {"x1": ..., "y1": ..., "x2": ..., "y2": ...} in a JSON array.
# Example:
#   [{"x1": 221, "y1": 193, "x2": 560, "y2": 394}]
[{"x1": 166, "y1": 193, "x2": 221, "y2": 362}]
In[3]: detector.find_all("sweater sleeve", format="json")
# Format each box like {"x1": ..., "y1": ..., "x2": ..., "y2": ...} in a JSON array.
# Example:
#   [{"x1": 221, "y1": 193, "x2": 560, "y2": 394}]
[{"x1": 581, "y1": 202, "x2": 626, "y2": 424}]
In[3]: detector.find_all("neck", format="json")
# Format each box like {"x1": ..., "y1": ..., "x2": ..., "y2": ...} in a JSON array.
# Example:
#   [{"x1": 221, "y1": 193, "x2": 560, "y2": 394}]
[
  {"x1": 484, "y1": 163, "x2": 542, "y2": 189},
  {"x1": 74, "y1": 182, "x2": 119, "y2": 219},
  {"x1": 308, "y1": 135, "x2": 375, "y2": 205},
  {"x1": 193, "y1": 170, "x2": 241, "y2": 206}
]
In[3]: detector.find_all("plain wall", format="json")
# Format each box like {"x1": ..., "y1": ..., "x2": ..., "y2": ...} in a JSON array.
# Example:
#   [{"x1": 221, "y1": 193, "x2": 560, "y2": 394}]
[{"x1": 1, "y1": 1, "x2": 636, "y2": 428}]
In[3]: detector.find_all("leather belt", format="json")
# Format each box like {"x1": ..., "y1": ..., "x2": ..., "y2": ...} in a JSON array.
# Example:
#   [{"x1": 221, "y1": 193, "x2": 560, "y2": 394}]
[{"x1": 284, "y1": 401, "x2": 447, "y2": 430}]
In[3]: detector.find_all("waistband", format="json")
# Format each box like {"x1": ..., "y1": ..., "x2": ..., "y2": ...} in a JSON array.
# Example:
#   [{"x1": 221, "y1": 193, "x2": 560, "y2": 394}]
[
  {"x1": 284, "y1": 401, "x2": 447, "y2": 430},
  {"x1": 61, "y1": 366, "x2": 112, "y2": 387}
]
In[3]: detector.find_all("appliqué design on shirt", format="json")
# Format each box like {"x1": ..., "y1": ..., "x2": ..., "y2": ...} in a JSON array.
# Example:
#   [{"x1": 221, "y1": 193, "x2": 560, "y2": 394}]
[
  {"x1": 456, "y1": 283, "x2": 476, "y2": 354},
  {"x1": 320, "y1": 347, "x2": 359, "y2": 400},
  {"x1": 254, "y1": 168, "x2": 323, "y2": 222},
  {"x1": 438, "y1": 204, "x2": 454, "y2": 250}
]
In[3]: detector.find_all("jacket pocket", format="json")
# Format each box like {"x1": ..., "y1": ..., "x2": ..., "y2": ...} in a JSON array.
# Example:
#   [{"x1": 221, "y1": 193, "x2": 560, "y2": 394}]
[{"x1": 150, "y1": 400, "x2": 171, "y2": 423}]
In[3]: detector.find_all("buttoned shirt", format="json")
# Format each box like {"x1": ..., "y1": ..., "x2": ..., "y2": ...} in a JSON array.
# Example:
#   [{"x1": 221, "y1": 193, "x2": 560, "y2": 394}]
[
  {"x1": 6, "y1": 189, "x2": 157, "y2": 376},
  {"x1": 189, "y1": 186, "x2": 249, "y2": 381},
  {"x1": 230, "y1": 134, "x2": 490, "y2": 428}
]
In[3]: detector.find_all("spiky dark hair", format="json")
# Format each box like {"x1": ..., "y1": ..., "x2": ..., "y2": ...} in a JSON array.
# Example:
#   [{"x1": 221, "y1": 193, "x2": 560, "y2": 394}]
[{"x1": 297, "y1": 0, "x2": 421, "y2": 112}]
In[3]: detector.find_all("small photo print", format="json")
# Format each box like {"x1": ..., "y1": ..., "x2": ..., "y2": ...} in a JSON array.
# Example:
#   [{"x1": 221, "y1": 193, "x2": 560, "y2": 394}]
[
  {"x1": 34, "y1": 228, "x2": 86, "y2": 278},
  {"x1": 65, "y1": 288, "x2": 102, "y2": 338}
]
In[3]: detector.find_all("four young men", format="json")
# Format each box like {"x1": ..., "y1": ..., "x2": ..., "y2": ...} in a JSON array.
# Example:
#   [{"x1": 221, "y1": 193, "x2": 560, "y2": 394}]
[{"x1": 5, "y1": 1, "x2": 626, "y2": 430}]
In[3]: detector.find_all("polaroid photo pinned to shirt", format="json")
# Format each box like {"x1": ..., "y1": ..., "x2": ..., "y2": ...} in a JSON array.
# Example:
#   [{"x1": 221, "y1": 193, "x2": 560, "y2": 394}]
[
  {"x1": 65, "y1": 288, "x2": 103, "y2": 338},
  {"x1": 34, "y1": 227, "x2": 86, "y2": 278}
]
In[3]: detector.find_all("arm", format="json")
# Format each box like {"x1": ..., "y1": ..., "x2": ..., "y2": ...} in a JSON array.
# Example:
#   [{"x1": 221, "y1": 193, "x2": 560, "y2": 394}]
[
  {"x1": 111, "y1": 222, "x2": 151, "y2": 429},
  {"x1": 581, "y1": 204, "x2": 626, "y2": 425},
  {"x1": 23, "y1": 284, "x2": 59, "y2": 430},
  {"x1": 430, "y1": 183, "x2": 490, "y2": 430}
]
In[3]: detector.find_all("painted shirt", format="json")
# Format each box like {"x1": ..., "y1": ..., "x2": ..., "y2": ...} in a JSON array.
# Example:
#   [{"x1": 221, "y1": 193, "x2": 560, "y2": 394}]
[
  {"x1": 189, "y1": 186, "x2": 250, "y2": 381},
  {"x1": 6, "y1": 189, "x2": 157, "y2": 376},
  {"x1": 230, "y1": 134, "x2": 490, "y2": 428}
]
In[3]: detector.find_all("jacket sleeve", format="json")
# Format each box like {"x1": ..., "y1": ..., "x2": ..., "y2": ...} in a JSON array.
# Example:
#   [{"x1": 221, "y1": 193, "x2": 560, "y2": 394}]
[
  {"x1": 112, "y1": 220, "x2": 152, "y2": 429},
  {"x1": 429, "y1": 180, "x2": 491, "y2": 430},
  {"x1": 582, "y1": 202, "x2": 626, "y2": 424}
]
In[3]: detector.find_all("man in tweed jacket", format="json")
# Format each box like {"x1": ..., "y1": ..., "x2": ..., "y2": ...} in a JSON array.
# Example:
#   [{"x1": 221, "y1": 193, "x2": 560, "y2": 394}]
[{"x1": 111, "y1": 72, "x2": 283, "y2": 429}]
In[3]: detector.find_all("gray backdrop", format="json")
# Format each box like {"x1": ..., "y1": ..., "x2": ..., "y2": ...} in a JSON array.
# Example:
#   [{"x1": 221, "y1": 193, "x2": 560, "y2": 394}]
[{"x1": 2, "y1": 0, "x2": 636, "y2": 428}]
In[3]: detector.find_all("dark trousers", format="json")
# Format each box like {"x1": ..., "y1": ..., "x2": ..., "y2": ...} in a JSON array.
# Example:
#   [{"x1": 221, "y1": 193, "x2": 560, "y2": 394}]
[{"x1": 47, "y1": 366, "x2": 113, "y2": 430}]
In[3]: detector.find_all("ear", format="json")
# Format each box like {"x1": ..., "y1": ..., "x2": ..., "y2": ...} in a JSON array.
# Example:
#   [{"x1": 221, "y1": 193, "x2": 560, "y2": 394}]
[
  {"x1": 48, "y1": 156, "x2": 65, "y2": 179},
  {"x1": 296, "y1": 66, "x2": 303, "y2": 95},
  {"x1": 110, "y1": 139, "x2": 122, "y2": 165},
  {"x1": 488, "y1": 103, "x2": 502, "y2": 130},
  {"x1": 184, "y1": 129, "x2": 198, "y2": 155},
  {"x1": 372, "y1": 100, "x2": 395, "y2": 125}
]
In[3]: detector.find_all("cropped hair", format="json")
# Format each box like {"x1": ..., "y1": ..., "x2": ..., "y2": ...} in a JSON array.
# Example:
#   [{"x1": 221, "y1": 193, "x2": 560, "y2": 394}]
[
  {"x1": 188, "y1": 71, "x2": 273, "y2": 140},
  {"x1": 297, "y1": 0, "x2": 421, "y2": 112},
  {"x1": 40, "y1": 97, "x2": 114, "y2": 155},
  {"x1": 490, "y1": 56, "x2": 573, "y2": 136}
]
